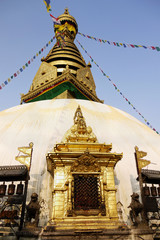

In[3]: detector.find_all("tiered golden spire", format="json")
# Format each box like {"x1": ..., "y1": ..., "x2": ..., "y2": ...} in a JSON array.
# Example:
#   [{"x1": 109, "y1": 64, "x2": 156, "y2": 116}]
[{"x1": 21, "y1": 9, "x2": 102, "y2": 104}]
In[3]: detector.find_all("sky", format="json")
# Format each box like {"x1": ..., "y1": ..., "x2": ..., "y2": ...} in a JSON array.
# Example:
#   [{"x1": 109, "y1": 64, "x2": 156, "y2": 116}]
[{"x1": 0, "y1": 0, "x2": 160, "y2": 133}]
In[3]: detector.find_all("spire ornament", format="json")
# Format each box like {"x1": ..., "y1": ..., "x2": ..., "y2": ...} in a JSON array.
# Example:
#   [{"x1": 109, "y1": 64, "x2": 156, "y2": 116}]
[{"x1": 62, "y1": 106, "x2": 97, "y2": 143}]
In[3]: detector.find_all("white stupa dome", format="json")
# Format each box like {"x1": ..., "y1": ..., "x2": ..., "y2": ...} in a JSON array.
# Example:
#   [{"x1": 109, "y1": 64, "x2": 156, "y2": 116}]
[{"x1": 0, "y1": 99, "x2": 159, "y2": 224}]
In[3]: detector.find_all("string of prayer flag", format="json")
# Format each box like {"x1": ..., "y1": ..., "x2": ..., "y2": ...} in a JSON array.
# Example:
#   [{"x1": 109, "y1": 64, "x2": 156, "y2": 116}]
[
  {"x1": 78, "y1": 32, "x2": 160, "y2": 52},
  {"x1": 76, "y1": 39, "x2": 159, "y2": 135},
  {"x1": 0, "y1": 36, "x2": 55, "y2": 90}
]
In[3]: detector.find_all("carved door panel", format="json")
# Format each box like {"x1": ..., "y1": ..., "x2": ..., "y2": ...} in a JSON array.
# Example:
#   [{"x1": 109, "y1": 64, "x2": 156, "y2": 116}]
[{"x1": 73, "y1": 175, "x2": 101, "y2": 214}]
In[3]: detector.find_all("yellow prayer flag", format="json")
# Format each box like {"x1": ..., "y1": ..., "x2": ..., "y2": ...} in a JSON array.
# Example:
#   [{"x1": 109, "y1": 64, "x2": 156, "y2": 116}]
[
  {"x1": 15, "y1": 142, "x2": 33, "y2": 170},
  {"x1": 138, "y1": 159, "x2": 151, "y2": 172},
  {"x1": 18, "y1": 146, "x2": 32, "y2": 156},
  {"x1": 135, "y1": 146, "x2": 150, "y2": 173},
  {"x1": 15, "y1": 156, "x2": 31, "y2": 169}
]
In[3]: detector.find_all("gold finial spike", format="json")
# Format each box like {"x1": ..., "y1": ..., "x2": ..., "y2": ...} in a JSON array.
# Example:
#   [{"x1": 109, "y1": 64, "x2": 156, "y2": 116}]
[{"x1": 64, "y1": 8, "x2": 69, "y2": 14}]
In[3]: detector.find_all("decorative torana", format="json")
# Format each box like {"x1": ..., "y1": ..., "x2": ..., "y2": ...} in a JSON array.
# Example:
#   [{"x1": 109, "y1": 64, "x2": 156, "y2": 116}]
[{"x1": 71, "y1": 150, "x2": 100, "y2": 172}]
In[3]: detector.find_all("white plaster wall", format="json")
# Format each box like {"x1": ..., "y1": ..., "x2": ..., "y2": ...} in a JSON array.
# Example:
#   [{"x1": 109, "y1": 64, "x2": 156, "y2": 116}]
[{"x1": 0, "y1": 99, "x2": 159, "y2": 225}]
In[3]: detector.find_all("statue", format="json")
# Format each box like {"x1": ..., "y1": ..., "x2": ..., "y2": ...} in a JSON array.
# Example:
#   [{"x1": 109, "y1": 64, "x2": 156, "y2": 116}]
[
  {"x1": 26, "y1": 193, "x2": 40, "y2": 227},
  {"x1": 128, "y1": 192, "x2": 143, "y2": 226}
]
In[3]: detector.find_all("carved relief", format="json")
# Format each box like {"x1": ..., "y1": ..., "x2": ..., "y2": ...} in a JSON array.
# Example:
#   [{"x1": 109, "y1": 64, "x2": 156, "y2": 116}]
[{"x1": 71, "y1": 151, "x2": 100, "y2": 172}]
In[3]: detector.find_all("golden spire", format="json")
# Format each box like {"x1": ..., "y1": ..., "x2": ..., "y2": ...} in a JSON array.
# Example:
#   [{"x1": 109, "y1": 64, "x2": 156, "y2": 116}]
[{"x1": 21, "y1": 9, "x2": 102, "y2": 104}]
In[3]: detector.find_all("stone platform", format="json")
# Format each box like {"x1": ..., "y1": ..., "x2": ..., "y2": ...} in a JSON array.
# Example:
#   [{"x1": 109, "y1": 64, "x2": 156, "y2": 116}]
[{"x1": 41, "y1": 228, "x2": 155, "y2": 240}]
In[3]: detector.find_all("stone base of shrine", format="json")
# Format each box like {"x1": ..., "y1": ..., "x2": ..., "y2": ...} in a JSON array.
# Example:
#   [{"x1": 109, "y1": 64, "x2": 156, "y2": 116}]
[
  {"x1": 43, "y1": 217, "x2": 122, "y2": 231},
  {"x1": 41, "y1": 229, "x2": 155, "y2": 240},
  {"x1": 41, "y1": 218, "x2": 155, "y2": 240}
]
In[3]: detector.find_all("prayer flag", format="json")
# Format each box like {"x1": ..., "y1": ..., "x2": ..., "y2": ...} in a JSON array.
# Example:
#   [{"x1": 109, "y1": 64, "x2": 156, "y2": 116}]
[
  {"x1": 50, "y1": 14, "x2": 61, "y2": 25},
  {"x1": 15, "y1": 142, "x2": 33, "y2": 170},
  {"x1": 43, "y1": 0, "x2": 51, "y2": 12},
  {"x1": 137, "y1": 158, "x2": 150, "y2": 173},
  {"x1": 135, "y1": 146, "x2": 151, "y2": 173},
  {"x1": 15, "y1": 156, "x2": 31, "y2": 169}
]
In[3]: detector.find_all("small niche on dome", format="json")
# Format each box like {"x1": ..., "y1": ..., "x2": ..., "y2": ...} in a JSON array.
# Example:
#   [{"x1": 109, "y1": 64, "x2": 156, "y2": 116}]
[
  {"x1": 41, "y1": 71, "x2": 46, "y2": 76},
  {"x1": 45, "y1": 80, "x2": 49, "y2": 83}
]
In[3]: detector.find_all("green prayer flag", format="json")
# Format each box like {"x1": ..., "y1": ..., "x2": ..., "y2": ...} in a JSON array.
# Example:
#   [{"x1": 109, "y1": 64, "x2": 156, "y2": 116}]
[{"x1": 156, "y1": 47, "x2": 160, "y2": 51}]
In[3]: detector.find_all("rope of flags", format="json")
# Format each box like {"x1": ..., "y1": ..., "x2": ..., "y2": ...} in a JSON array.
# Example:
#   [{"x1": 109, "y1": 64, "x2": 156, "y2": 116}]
[
  {"x1": 0, "y1": 37, "x2": 55, "y2": 90},
  {"x1": 78, "y1": 32, "x2": 160, "y2": 52},
  {"x1": 76, "y1": 39, "x2": 159, "y2": 135}
]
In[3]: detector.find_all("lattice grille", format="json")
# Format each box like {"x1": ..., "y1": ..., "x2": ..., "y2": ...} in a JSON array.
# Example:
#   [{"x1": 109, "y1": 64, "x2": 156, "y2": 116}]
[{"x1": 73, "y1": 175, "x2": 101, "y2": 210}]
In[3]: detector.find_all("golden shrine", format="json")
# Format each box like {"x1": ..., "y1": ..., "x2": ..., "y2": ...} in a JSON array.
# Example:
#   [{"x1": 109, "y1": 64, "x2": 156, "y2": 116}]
[{"x1": 46, "y1": 105, "x2": 123, "y2": 231}]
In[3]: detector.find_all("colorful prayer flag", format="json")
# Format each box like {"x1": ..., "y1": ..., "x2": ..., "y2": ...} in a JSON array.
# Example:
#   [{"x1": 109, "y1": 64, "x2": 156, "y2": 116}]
[
  {"x1": 43, "y1": 0, "x2": 51, "y2": 12},
  {"x1": 50, "y1": 14, "x2": 61, "y2": 25}
]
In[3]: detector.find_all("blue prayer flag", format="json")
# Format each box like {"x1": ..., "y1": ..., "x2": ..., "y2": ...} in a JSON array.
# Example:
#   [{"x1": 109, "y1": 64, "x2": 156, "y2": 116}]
[{"x1": 43, "y1": 0, "x2": 51, "y2": 12}]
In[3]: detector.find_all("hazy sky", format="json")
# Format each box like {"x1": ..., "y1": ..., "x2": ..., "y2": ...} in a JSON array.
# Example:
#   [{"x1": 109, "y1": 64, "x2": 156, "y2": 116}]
[{"x1": 0, "y1": 0, "x2": 160, "y2": 133}]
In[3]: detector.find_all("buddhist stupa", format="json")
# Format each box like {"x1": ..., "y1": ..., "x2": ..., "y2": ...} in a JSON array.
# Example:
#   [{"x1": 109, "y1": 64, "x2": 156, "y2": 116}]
[{"x1": 0, "y1": 8, "x2": 159, "y2": 239}]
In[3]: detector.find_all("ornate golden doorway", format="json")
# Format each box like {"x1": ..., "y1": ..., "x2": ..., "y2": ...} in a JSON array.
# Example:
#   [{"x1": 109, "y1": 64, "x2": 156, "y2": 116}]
[{"x1": 73, "y1": 174, "x2": 101, "y2": 215}]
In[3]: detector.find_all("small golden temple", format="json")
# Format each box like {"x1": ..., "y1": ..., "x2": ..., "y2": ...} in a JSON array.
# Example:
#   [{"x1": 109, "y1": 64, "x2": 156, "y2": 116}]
[{"x1": 45, "y1": 105, "x2": 123, "y2": 231}]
